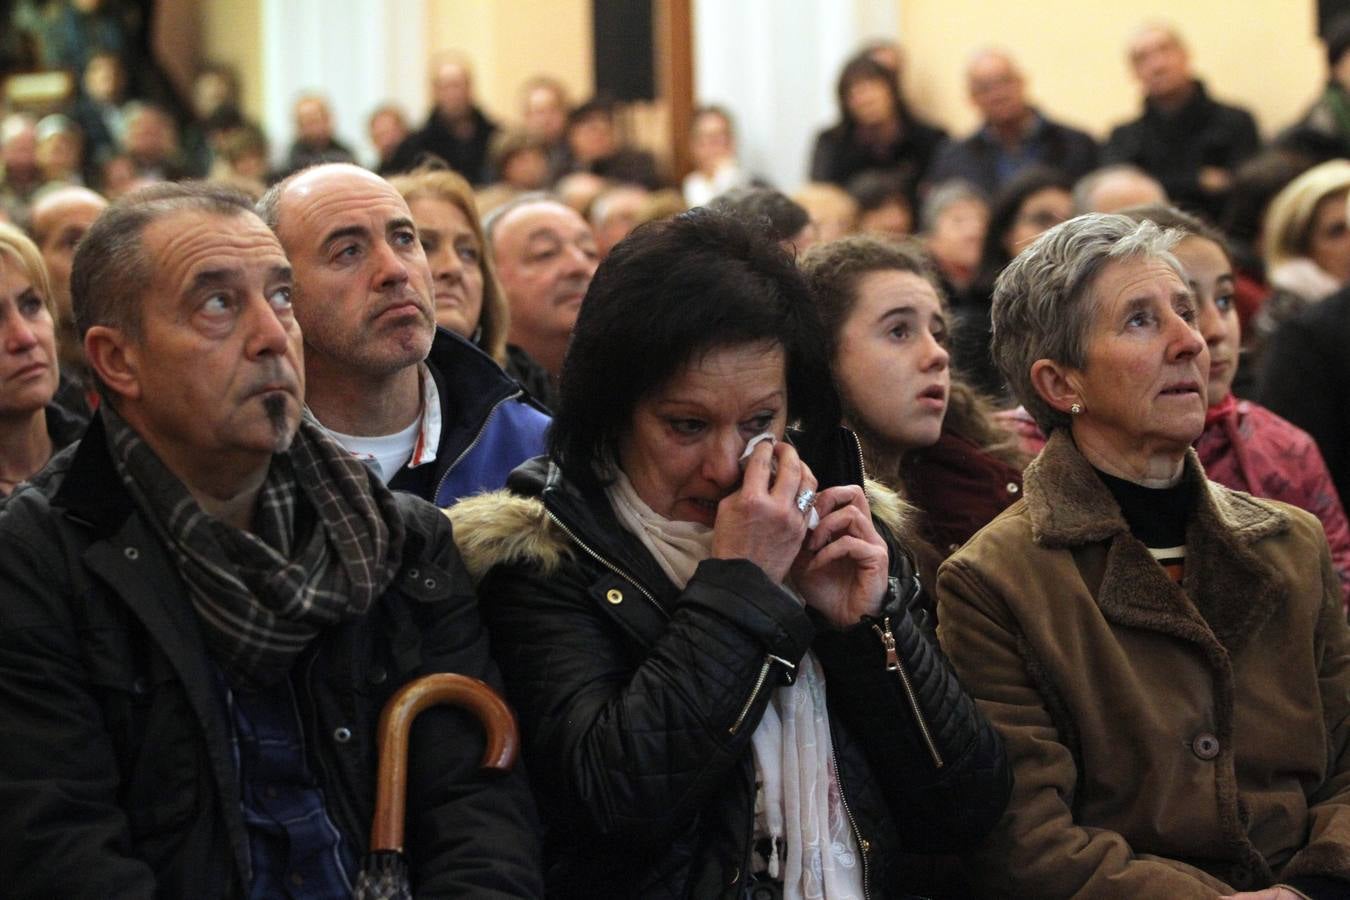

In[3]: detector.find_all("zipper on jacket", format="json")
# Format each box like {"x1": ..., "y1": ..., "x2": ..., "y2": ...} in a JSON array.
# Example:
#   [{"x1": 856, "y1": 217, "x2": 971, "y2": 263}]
[
  {"x1": 832, "y1": 748, "x2": 872, "y2": 900},
  {"x1": 544, "y1": 509, "x2": 668, "y2": 619},
  {"x1": 848, "y1": 428, "x2": 869, "y2": 484},
  {"x1": 872, "y1": 616, "x2": 945, "y2": 769},
  {"x1": 728, "y1": 656, "x2": 774, "y2": 736},
  {"x1": 433, "y1": 390, "x2": 522, "y2": 501}
]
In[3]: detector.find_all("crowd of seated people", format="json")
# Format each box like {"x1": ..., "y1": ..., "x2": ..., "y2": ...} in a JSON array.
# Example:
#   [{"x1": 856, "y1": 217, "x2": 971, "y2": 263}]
[{"x1": 4, "y1": 9, "x2": 1350, "y2": 899}]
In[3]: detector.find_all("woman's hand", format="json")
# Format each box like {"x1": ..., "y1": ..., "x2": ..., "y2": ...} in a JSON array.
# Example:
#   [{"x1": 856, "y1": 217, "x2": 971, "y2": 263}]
[
  {"x1": 1219, "y1": 890, "x2": 1303, "y2": 900},
  {"x1": 791, "y1": 484, "x2": 890, "y2": 628},
  {"x1": 711, "y1": 439, "x2": 815, "y2": 585}
]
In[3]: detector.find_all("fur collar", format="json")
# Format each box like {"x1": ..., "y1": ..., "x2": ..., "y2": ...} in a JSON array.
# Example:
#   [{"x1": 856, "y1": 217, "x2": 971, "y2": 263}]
[
  {"x1": 1023, "y1": 429, "x2": 1291, "y2": 655},
  {"x1": 1023, "y1": 430, "x2": 1289, "y2": 549},
  {"x1": 447, "y1": 478, "x2": 914, "y2": 587}
]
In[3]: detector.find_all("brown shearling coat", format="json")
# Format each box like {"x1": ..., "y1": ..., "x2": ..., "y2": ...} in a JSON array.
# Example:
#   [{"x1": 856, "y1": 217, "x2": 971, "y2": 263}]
[{"x1": 936, "y1": 429, "x2": 1350, "y2": 898}]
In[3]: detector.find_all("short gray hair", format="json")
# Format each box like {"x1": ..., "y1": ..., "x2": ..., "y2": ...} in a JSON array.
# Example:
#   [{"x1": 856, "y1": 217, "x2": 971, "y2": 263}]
[
  {"x1": 480, "y1": 190, "x2": 561, "y2": 249},
  {"x1": 921, "y1": 178, "x2": 986, "y2": 233},
  {"x1": 72, "y1": 181, "x2": 256, "y2": 396},
  {"x1": 990, "y1": 212, "x2": 1184, "y2": 434}
]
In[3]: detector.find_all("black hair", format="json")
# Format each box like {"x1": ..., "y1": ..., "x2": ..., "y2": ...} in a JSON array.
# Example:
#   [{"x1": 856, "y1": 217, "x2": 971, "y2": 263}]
[
  {"x1": 706, "y1": 186, "x2": 809, "y2": 243},
  {"x1": 846, "y1": 169, "x2": 913, "y2": 214},
  {"x1": 549, "y1": 209, "x2": 840, "y2": 488},
  {"x1": 1327, "y1": 14, "x2": 1350, "y2": 68},
  {"x1": 836, "y1": 54, "x2": 906, "y2": 129},
  {"x1": 1218, "y1": 150, "x2": 1309, "y2": 273},
  {"x1": 972, "y1": 165, "x2": 1075, "y2": 296}
]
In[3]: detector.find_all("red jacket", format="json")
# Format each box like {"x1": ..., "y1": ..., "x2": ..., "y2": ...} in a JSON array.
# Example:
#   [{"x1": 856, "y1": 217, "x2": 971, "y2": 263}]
[
  {"x1": 900, "y1": 430, "x2": 1025, "y2": 556},
  {"x1": 997, "y1": 400, "x2": 1350, "y2": 610}
]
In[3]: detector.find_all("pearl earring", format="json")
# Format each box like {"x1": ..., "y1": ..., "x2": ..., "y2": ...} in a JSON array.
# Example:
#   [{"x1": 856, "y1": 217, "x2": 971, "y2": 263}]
[{"x1": 1069, "y1": 402, "x2": 1083, "y2": 415}]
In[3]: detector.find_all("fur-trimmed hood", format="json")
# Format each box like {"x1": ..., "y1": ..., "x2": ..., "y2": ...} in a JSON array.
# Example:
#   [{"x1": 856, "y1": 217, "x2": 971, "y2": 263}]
[{"x1": 447, "y1": 473, "x2": 915, "y2": 587}]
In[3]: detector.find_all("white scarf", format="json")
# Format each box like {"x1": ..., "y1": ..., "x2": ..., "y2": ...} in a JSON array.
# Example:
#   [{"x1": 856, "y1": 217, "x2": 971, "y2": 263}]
[{"x1": 605, "y1": 470, "x2": 864, "y2": 900}]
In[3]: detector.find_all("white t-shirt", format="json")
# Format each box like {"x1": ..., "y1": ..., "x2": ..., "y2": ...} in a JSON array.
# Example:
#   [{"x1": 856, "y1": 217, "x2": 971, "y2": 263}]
[
  {"x1": 327, "y1": 416, "x2": 421, "y2": 484},
  {"x1": 323, "y1": 364, "x2": 444, "y2": 483}
]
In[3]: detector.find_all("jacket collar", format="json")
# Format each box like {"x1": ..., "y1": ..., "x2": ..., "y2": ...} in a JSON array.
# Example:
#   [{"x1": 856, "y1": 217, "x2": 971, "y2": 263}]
[
  {"x1": 48, "y1": 411, "x2": 136, "y2": 535},
  {"x1": 422, "y1": 327, "x2": 540, "y2": 471},
  {"x1": 1024, "y1": 429, "x2": 1291, "y2": 654},
  {"x1": 1143, "y1": 78, "x2": 1213, "y2": 120}
]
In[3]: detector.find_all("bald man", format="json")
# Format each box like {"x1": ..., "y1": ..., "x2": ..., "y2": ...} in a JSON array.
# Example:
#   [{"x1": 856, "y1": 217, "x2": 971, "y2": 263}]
[
  {"x1": 258, "y1": 163, "x2": 548, "y2": 506},
  {"x1": 1103, "y1": 22, "x2": 1259, "y2": 217},
  {"x1": 929, "y1": 48, "x2": 1097, "y2": 195},
  {"x1": 29, "y1": 184, "x2": 107, "y2": 409}
]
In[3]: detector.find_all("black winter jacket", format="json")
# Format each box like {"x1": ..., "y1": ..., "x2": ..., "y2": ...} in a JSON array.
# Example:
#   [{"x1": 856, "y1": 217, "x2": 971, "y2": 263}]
[
  {"x1": 927, "y1": 111, "x2": 1099, "y2": 196},
  {"x1": 1102, "y1": 80, "x2": 1260, "y2": 218},
  {"x1": 449, "y1": 431, "x2": 1011, "y2": 899},
  {"x1": 0, "y1": 415, "x2": 544, "y2": 899},
  {"x1": 389, "y1": 106, "x2": 498, "y2": 185},
  {"x1": 809, "y1": 114, "x2": 947, "y2": 205}
]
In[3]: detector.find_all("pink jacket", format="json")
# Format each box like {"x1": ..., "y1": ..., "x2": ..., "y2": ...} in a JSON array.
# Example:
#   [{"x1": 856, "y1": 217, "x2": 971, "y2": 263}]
[{"x1": 996, "y1": 399, "x2": 1350, "y2": 609}]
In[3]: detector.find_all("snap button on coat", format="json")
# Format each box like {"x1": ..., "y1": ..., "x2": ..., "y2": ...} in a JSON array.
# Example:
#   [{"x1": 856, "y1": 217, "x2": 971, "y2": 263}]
[{"x1": 1192, "y1": 733, "x2": 1220, "y2": 760}]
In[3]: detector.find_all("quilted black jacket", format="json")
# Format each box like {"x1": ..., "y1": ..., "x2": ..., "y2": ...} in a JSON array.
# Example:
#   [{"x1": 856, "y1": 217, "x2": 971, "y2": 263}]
[{"x1": 464, "y1": 430, "x2": 1010, "y2": 898}]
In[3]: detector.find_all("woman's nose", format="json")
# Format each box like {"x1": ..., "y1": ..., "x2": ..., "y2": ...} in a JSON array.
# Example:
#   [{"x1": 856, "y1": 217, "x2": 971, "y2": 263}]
[
  {"x1": 701, "y1": 431, "x2": 746, "y2": 488},
  {"x1": 2, "y1": 313, "x2": 37, "y2": 355},
  {"x1": 1168, "y1": 309, "x2": 1206, "y2": 360}
]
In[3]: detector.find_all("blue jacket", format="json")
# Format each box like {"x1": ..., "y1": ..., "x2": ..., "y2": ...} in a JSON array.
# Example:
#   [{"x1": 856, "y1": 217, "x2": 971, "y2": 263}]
[{"x1": 396, "y1": 328, "x2": 551, "y2": 508}]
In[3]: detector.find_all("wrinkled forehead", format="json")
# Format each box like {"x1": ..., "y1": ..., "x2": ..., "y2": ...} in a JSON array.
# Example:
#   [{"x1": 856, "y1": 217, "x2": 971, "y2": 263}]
[
  {"x1": 497, "y1": 201, "x2": 587, "y2": 245},
  {"x1": 1130, "y1": 27, "x2": 1182, "y2": 60},
  {"x1": 144, "y1": 209, "x2": 288, "y2": 291},
  {"x1": 280, "y1": 168, "x2": 411, "y2": 239},
  {"x1": 33, "y1": 195, "x2": 105, "y2": 236}
]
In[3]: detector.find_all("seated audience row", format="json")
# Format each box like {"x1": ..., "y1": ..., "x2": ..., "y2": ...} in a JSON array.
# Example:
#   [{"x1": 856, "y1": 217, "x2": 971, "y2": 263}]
[{"x1": 3, "y1": 150, "x2": 1350, "y2": 897}]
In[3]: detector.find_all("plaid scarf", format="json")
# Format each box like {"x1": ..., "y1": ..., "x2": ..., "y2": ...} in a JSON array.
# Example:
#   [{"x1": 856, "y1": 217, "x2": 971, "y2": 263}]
[{"x1": 103, "y1": 406, "x2": 404, "y2": 688}]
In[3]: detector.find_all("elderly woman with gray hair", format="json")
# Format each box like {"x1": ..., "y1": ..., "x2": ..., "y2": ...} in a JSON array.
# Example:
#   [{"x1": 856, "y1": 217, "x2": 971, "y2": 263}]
[{"x1": 936, "y1": 213, "x2": 1350, "y2": 899}]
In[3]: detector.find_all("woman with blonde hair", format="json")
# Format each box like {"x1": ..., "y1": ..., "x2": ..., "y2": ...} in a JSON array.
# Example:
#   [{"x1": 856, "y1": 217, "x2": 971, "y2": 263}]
[
  {"x1": 1262, "y1": 158, "x2": 1350, "y2": 302},
  {"x1": 1244, "y1": 159, "x2": 1350, "y2": 379},
  {"x1": 391, "y1": 163, "x2": 555, "y2": 401},
  {"x1": 389, "y1": 164, "x2": 511, "y2": 364},
  {"x1": 0, "y1": 222, "x2": 85, "y2": 496}
]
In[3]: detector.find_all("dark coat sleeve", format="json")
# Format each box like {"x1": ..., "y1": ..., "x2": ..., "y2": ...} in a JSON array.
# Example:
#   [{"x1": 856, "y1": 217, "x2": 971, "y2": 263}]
[
  {"x1": 400, "y1": 505, "x2": 545, "y2": 899},
  {"x1": 810, "y1": 572, "x2": 1013, "y2": 852},
  {"x1": 480, "y1": 554, "x2": 816, "y2": 845},
  {"x1": 0, "y1": 511, "x2": 159, "y2": 899},
  {"x1": 1258, "y1": 309, "x2": 1350, "y2": 505},
  {"x1": 810, "y1": 126, "x2": 846, "y2": 184}
]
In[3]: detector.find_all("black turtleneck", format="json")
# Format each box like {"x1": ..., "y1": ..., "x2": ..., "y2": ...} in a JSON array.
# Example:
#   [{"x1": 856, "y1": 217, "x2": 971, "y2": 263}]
[{"x1": 1093, "y1": 467, "x2": 1193, "y2": 550}]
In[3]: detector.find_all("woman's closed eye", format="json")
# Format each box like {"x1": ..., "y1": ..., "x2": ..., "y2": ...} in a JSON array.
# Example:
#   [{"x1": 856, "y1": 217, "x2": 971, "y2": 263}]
[
  {"x1": 667, "y1": 417, "x2": 705, "y2": 436},
  {"x1": 741, "y1": 413, "x2": 776, "y2": 434}
]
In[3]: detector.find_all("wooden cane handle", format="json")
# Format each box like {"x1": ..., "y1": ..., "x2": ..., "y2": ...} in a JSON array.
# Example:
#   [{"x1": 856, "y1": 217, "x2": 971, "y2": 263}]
[{"x1": 369, "y1": 673, "x2": 520, "y2": 853}]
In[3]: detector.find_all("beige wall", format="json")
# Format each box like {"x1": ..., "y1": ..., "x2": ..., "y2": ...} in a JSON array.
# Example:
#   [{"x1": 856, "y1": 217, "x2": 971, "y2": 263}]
[
  {"x1": 200, "y1": 0, "x2": 264, "y2": 120},
  {"x1": 424, "y1": 0, "x2": 593, "y2": 126},
  {"x1": 198, "y1": 2, "x2": 1323, "y2": 165},
  {"x1": 898, "y1": 0, "x2": 1324, "y2": 141}
]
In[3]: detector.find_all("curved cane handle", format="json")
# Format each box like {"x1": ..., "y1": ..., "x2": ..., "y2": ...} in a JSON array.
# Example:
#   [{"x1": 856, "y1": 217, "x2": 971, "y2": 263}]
[{"x1": 369, "y1": 672, "x2": 520, "y2": 853}]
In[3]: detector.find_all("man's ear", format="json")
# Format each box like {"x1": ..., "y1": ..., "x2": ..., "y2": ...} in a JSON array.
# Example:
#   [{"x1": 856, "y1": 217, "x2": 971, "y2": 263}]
[
  {"x1": 84, "y1": 325, "x2": 142, "y2": 402},
  {"x1": 1029, "y1": 357, "x2": 1084, "y2": 415}
]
